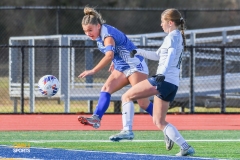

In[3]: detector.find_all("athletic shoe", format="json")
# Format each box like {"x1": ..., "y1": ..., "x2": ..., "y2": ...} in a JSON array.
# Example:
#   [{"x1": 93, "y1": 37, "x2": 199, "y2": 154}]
[
  {"x1": 164, "y1": 134, "x2": 174, "y2": 151},
  {"x1": 109, "y1": 130, "x2": 134, "y2": 142},
  {"x1": 78, "y1": 114, "x2": 101, "y2": 129},
  {"x1": 176, "y1": 146, "x2": 195, "y2": 156}
]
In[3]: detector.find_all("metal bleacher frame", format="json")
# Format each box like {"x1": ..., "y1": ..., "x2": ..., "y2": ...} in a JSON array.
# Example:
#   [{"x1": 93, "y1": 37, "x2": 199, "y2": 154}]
[{"x1": 9, "y1": 26, "x2": 240, "y2": 113}]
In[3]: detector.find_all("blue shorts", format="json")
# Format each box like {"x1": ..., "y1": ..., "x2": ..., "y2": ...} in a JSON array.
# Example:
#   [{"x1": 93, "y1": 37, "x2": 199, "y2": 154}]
[{"x1": 148, "y1": 77, "x2": 178, "y2": 102}]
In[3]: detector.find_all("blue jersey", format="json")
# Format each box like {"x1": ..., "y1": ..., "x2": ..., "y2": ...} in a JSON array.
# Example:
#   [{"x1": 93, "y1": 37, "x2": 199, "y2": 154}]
[{"x1": 96, "y1": 24, "x2": 147, "y2": 73}]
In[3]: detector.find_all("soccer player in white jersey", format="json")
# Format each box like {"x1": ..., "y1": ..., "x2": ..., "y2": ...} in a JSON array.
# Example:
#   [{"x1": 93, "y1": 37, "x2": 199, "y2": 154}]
[
  {"x1": 110, "y1": 8, "x2": 195, "y2": 156},
  {"x1": 77, "y1": 7, "x2": 155, "y2": 142}
]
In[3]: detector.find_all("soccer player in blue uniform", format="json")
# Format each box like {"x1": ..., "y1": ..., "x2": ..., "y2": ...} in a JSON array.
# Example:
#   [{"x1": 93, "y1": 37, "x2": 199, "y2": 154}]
[
  {"x1": 110, "y1": 8, "x2": 195, "y2": 156},
  {"x1": 78, "y1": 6, "x2": 154, "y2": 141}
]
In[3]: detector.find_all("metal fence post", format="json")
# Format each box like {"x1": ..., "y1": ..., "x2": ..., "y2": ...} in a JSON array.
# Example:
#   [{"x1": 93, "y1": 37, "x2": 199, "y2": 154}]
[
  {"x1": 85, "y1": 40, "x2": 94, "y2": 85},
  {"x1": 71, "y1": 47, "x2": 75, "y2": 89},
  {"x1": 221, "y1": 30, "x2": 227, "y2": 113},
  {"x1": 188, "y1": 33, "x2": 196, "y2": 113},
  {"x1": 9, "y1": 40, "x2": 19, "y2": 113},
  {"x1": 56, "y1": 7, "x2": 60, "y2": 34},
  {"x1": 20, "y1": 46, "x2": 25, "y2": 114},
  {"x1": 222, "y1": 30, "x2": 227, "y2": 44},
  {"x1": 60, "y1": 36, "x2": 70, "y2": 113},
  {"x1": 28, "y1": 40, "x2": 35, "y2": 113},
  {"x1": 85, "y1": 40, "x2": 94, "y2": 113},
  {"x1": 189, "y1": 45, "x2": 195, "y2": 113},
  {"x1": 139, "y1": 36, "x2": 147, "y2": 113},
  {"x1": 220, "y1": 47, "x2": 226, "y2": 113}
]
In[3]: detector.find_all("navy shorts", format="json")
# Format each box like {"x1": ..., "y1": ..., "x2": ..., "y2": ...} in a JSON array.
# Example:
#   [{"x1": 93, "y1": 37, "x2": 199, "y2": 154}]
[{"x1": 148, "y1": 77, "x2": 178, "y2": 102}]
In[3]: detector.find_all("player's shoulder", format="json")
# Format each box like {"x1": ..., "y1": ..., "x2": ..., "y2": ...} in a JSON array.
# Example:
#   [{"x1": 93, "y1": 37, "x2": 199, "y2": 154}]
[
  {"x1": 100, "y1": 24, "x2": 112, "y2": 40},
  {"x1": 102, "y1": 24, "x2": 119, "y2": 32},
  {"x1": 101, "y1": 24, "x2": 121, "y2": 39},
  {"x1": 161, "y1": 30, "x2": 181, "y2": 48},
  {"x1": 168, "y1": 30, "x2": 181, "y2": 40}
]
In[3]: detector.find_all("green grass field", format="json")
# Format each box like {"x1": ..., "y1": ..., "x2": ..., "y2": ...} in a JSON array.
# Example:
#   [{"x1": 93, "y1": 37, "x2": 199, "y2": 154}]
[{"x1": 0, "y1": 130, "x2": 239, "y2": 159}]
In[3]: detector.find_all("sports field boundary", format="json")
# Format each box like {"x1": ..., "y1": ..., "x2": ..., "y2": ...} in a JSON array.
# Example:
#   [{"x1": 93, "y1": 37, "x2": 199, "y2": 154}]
[
  {"x1": 0, "y1": 114, "x2": 239, "y2": 131},
  {"x1": 0, "y1": 145, "x2": 220, "y2": 160}
]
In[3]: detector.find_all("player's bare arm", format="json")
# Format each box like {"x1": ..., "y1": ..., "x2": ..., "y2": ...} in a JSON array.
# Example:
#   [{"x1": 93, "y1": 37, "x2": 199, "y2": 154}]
[
  {"x1": 91, "y1": 36, "x2": 115, "y2": 73},
  {"x1": 78, "y1": 37, "x2": 115, "y2": 78}
]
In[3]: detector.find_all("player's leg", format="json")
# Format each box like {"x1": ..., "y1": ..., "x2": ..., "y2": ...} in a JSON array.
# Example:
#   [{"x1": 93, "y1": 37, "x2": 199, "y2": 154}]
[
  {"x1": 128, "y1": 72, "x2": 153, "y2": 116},
  {"x1": 116, "y1": 72, "x2": 153, "y2": 139},
  {"x1": 120, "y1": 72, "x2": 153, "y2": 132},
  {"x1": 93, "y1": 70, "x2": 129, "y2": 117},
  {"x1": 152, "y1": 96, "x2": 174, "y2": 150},
  {"x1": 153, "y1": 96, "x2": 195, "y2": 156},
  {"x1": 78, "y1": 70, "x2": 129, "y2": 129},
  {"x1": 109, "y1": 79, "x2": 157, "y2": 141}
]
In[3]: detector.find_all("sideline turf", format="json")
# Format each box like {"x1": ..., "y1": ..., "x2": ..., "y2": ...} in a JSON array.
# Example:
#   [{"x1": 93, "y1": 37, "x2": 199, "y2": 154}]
[{"x1": 0, "y1": 130, "x2": 239, "y2": 159}]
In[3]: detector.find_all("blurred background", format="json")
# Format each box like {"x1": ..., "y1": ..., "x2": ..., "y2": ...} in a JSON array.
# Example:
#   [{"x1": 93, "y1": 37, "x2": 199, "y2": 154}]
[
  {"x1": 1, "y1": 0, "x2": 240, "y2": 114},
  {"x1": 1, "y1": 0, "x2": 240, "y2": 42}
]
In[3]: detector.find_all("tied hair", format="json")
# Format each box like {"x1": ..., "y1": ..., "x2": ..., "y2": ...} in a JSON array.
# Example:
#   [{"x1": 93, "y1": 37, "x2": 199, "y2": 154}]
[
  {"x1": 83, "y1": 7, "x2": 105, "y2": 25},
  {"x1": 179, "y1": 17, "x2": 186, "y2": 51}
]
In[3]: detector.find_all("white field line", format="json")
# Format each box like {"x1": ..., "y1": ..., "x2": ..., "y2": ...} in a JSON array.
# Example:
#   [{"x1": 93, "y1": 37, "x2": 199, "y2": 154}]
[{"x1": 1, "y1": 139, "x2": 240, "y2": 143}]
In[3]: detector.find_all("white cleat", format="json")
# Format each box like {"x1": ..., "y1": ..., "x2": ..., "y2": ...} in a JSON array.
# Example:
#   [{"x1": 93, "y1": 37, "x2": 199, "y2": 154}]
[
  {"x1": 176, "y1": 146, "x2": 195, "y2": 156},
  {"x1": 109, "y1": 130, "x2": 134, "y2": 142}
]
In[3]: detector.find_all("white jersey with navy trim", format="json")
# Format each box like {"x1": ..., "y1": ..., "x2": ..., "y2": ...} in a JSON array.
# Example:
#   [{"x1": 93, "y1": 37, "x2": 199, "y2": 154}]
[
  {"x1": 135, "y1": 30, "x2": 183, "y2": 86},
  {"x1": 96, "y1": 24, "x2": 148, "y2": 74}
]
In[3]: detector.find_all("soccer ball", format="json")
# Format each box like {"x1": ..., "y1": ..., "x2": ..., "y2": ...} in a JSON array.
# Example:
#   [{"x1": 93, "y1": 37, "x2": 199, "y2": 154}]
[{"x1": 38, "y1": 75, "x2": 60, "y2": 97}]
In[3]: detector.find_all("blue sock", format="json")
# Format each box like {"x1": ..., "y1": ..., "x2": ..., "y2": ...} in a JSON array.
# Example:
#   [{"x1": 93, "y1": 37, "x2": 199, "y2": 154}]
[
  {"x1": 93, "y1": 92, "x2": 111, "y2": 119},
  {"x1": 145, "y1": 102, "x2": 153, "y2": 116}
]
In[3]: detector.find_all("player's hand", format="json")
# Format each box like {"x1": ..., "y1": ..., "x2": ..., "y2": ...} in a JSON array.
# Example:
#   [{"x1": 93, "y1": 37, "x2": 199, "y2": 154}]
[
  {"x1": 130, "y1": 49, "x2": 137, "y2": 58},
  {"x1": 152, "y1": 74, "x2": 165, "y2": 82},
  {"x1": 78, "y1": 70, "x2": 95, "y2": 78}
]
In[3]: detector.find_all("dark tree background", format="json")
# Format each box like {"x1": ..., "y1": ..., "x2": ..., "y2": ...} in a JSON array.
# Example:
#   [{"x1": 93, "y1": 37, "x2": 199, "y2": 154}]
[{"x1": 0, "y1": 0, "x2": 239, "y2": 44}]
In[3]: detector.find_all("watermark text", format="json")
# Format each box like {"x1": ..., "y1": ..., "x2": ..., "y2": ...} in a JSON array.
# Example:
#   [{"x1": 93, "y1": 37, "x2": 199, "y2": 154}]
[{"x1": 12, "y1": 142, "x2": 31, "y2": 153}]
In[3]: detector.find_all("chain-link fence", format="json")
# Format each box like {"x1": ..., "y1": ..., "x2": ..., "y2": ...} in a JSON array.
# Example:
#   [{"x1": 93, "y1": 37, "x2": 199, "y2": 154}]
[
  {"x1": 1, "y1": 7, "x2": 240, "y2": 114},
  {"x1": 2, "y1": 43, "x2": 240, "y2": 114}
]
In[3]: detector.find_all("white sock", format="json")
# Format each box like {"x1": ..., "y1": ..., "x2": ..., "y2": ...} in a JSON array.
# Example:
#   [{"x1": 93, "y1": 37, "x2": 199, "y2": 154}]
[
  {"x1": 163, "y1": 123, "x2": 190, "y2": 150},
  {"x1": 122, "y1": 101, "x2": 134, "y2": 131}
]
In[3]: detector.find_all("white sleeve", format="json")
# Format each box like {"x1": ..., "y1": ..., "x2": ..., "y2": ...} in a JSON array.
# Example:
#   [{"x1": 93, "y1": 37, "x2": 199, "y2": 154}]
[
  {"x1": 157, "y1": 48, "x2": 176, "y2": 75},
  {"x1": 135, "y1": 49, "x2": 159, "y2": 61}
]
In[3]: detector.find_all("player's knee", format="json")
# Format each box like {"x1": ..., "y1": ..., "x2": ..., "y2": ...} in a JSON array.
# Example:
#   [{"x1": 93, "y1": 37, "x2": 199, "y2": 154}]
[
  {"x1": 152, "y1": 118, "x2": 165, "y2": 130},
  {"x1": 101, "y1": 85, "x2": 110, "y2": 92},
  {"x1": 121, "y1": 93, "x2": 131, "y2": 103},
  {"x1": 136, "y1": 99, "x2": 149, "y2": 110}
]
